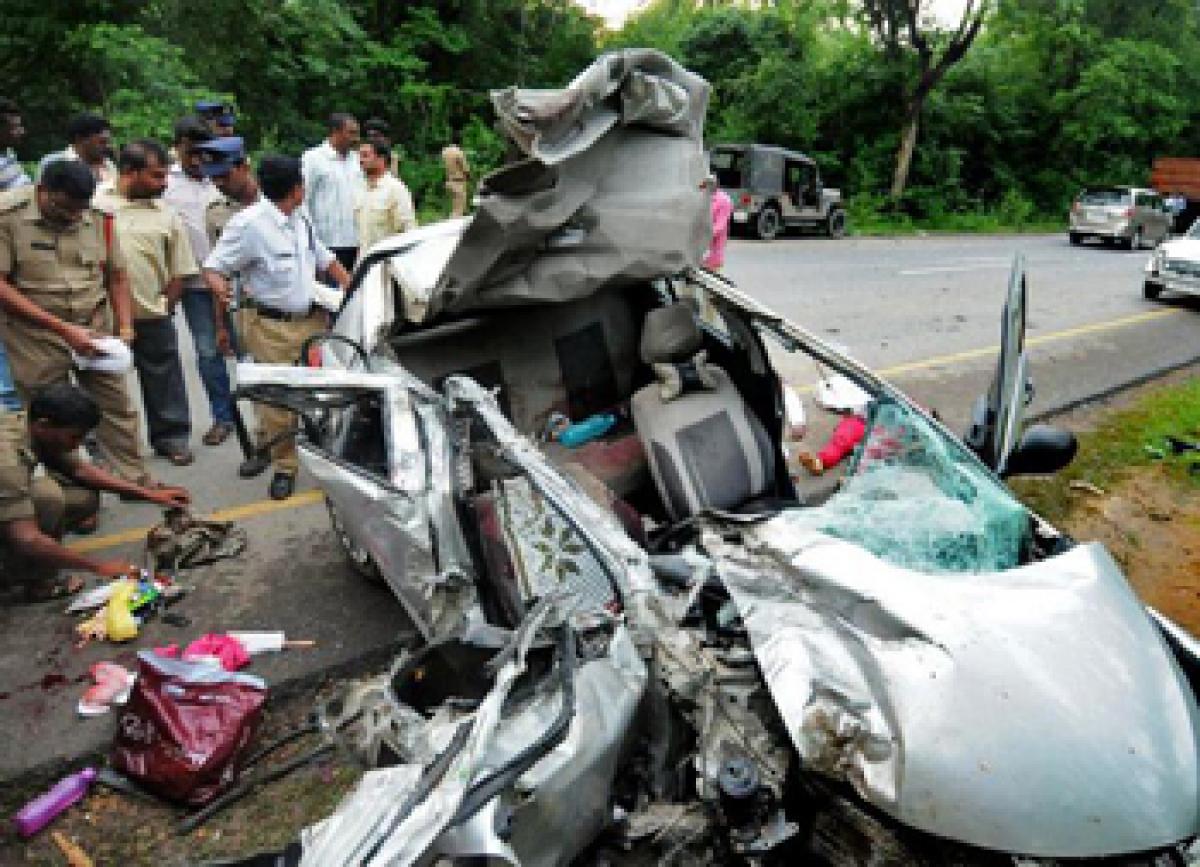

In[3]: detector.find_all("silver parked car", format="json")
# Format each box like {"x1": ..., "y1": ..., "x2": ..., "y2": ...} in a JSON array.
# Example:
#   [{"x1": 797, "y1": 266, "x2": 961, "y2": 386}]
[
  {"x1": 1069, "y1": 185, "x2": 1172, "y2": 249},
  {"x1": 231, "y1": 51, "x2": 1200, "y2": 866}
]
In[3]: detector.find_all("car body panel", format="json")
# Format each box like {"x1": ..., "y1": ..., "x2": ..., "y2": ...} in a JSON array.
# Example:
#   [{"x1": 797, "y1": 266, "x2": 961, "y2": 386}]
[
  {"x1": 709, "y1": 523, "x2": 1200, "y2": 856},
  {"x1": 1146, "y1": 233, "x2": 1200, "y2": 297}
]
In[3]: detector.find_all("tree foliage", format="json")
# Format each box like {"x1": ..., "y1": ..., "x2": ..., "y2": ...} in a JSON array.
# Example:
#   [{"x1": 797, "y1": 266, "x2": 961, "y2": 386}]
[{"x1": 5, "y1": 0, "x2": 1200, "y2": 222}]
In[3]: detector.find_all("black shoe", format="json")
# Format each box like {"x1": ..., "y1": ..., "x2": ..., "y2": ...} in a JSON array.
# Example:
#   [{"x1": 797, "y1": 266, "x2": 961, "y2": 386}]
[
  {"x1": 269, "y1": 472, "x2": 295, "y2": 501},
  {"x1": 238, "y1": 454, "x2": 271, "y2": 478}
]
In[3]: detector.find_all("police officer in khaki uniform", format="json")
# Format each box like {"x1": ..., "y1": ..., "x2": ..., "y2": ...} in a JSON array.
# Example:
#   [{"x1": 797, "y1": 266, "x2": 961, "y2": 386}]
[
  {"x1": 97, "y1": 140, "x2": 198, "y2": 466},
  {"x1": 0, "y1": 384, "x2": 188, "y2": 602},
  {"x1": 0, "y1": 159, "x2": 149, "y2": 485},
  {"x1": 441, "y1": 139, "x2": 470, "y2": 218},
  {"x1": 203, "y1": 155, "x2": 350, "y2": 500}
]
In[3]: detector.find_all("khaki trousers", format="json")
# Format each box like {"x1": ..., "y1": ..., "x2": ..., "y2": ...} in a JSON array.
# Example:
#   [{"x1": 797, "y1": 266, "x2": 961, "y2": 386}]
[
  {"x1": 0, "y1": 475, "x2": 100, "y2": 587},
  {"x1": 1, "y1": 307, "x2": 145, "y2": 481},
  {"x1": 446, "y1": 181, "x2": 468, "y2": 218},
  {"x1": 241, "y1": 307, "x2": 326, "y2": 475}
]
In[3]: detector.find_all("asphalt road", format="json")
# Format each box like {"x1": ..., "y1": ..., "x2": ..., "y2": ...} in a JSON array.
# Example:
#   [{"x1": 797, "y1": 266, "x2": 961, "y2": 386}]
[
  {"x1": 73, "y1": 231, "x2": 1200, "y2": 553},
  {"x1": 725, "y1": 233, "x2": 1200, "y2": 430}
]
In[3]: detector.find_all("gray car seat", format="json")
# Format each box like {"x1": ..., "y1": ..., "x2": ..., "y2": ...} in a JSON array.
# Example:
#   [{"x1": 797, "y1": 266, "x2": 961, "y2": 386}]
[{"x1": 631, "y1": 304, "x2": 775, "y2": 520}]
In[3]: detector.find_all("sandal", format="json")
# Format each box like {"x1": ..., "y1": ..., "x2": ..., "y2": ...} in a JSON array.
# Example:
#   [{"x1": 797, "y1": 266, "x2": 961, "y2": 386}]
[{"x1": 23, "y1": 574, "x2": 86, "y2": 603}]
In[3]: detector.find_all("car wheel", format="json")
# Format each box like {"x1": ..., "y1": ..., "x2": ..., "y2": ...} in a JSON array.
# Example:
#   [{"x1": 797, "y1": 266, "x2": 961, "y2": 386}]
[
  {"x1": 1127, "y1": 227, "x2": 1143, "y2": 250},
  {"x1": 1069, "y1": 232, "x2": 1082, "y2": 246},
  {"x1": 326, "y1": 497, "x2": 383, "y2": 582},
  {"x1": 1143, "y1": 280, "x2": 1163, "y2": 301},
  {"x1": 755, "y1": 205, "x2": 782, "y2": 241},
  {"x1": 825, "y1": 208, "x2": 846, "y2": 239}
]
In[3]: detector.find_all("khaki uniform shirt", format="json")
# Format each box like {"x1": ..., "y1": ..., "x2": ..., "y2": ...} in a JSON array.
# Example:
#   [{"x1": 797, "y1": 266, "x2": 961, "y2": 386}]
[
  {"x1": 0, "y1": 186, "x2": 125, "y2": 323},
  {"x1": 205, "y1": 195, "x2": 248, "y2": 249},
  {"x1": 0, "y1": 412, "x2": 81, "y2": 523},
  {"x1": 96, "y1": 192, "x2": 197, "y2": 320},
  {"x1": 355, "y1": 173, "x2": 418, "y2": 251},
  {"x1": 441, "y1": 144, "x2": 469, "y2": 184}
]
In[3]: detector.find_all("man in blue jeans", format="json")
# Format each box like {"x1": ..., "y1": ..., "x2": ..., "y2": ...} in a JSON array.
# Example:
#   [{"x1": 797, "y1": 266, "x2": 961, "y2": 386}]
[{"x1": 163, "y1": 117, "x2": 235, "y2": 444}]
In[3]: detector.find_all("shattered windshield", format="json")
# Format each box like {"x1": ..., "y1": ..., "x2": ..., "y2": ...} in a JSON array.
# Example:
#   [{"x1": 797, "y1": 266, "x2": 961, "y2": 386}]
[{"x1": 788, "y1": 398, "x2": 1029, "y2": 574}]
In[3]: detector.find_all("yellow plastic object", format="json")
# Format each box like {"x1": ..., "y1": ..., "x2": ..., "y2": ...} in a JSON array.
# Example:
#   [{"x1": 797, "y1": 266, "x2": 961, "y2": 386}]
[{"x1": 105, "y1": 580, "x2": 139, "y2": 642}]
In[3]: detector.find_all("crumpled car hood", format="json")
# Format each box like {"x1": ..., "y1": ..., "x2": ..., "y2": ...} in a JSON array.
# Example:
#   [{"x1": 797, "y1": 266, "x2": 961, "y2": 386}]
[{"x1": 707, "y1": 515, "x2": 1200, "y2": 857}]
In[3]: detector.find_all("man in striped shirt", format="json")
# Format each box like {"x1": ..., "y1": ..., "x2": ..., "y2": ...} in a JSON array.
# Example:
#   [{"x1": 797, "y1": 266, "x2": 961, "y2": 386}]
[{"x1": 0, "y1": 98, "x2": 30, "y2": 192}]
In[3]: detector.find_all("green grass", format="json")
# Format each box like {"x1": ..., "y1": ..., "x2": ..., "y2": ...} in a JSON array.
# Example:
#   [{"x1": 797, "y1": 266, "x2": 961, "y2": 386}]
[
  {"x1": 1009, "y1": 376, "x2": 1200, "y2": 525},
  {"x1": 848, "y1": 216, "x2": 1064, "y2": 236}
]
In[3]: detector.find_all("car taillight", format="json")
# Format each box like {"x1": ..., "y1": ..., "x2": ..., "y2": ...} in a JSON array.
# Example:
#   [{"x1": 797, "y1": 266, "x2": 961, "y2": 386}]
[
  {"x1": 1124, "y1": 207, "x2": 1135, "y2": 218},
  {"x1": 740, "y1": 193, "x2": 752, "y2": 206}
]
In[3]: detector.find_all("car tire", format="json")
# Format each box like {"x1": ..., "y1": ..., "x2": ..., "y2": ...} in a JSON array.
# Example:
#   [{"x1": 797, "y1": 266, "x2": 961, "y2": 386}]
[
  {"x1": 754, "y1": 205, "x2": 782, "y2": 241},
  {"x1": 1069, "y1": 232, "x2": 1082, "y2": 246},
  {"x1": 327, "y1": 497, "x2": 383, "y2": 582},
  {"x1": 1143, "y1": 280, "x2": 1163, "y2": 301},
  {"x1": 1127, "y1": 228, "x2": 1143, "y2": 251},
  {"x1": 824, "y1": 208, "x2": 846, "y2": 239}
]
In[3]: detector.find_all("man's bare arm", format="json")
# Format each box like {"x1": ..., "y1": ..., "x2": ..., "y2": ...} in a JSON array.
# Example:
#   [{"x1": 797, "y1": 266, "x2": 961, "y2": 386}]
[
  {"x1": 3, "y1": 518, "x2": 125, "y2": 576},
  {"x1": 107, "y1": 267, "x2": 134, "y2": 337},
  {"x1": 164, "y1": 276, "x2": 185, "y2": 311},
  {"x1": 324, "y1": 259, "x2": 351, "y2": 290},
  {"x1": 68, "y1": 461, "x2": 190, "y2": 508},
  {"x1": 203, "y1": 268, "x2": 232, "y2": 307}
]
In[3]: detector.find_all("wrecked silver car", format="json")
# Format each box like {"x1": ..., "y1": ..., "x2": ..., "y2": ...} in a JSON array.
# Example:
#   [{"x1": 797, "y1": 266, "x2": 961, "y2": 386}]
[{"x1": 232, "y1": 50, "x2": 1200, "y2": 865}]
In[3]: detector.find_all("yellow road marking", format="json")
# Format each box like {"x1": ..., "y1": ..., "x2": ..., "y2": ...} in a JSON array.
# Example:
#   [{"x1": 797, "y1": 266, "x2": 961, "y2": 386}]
[
  {"x1": 68, "y1": 308, "x2": 1187, "y2": 554},
  {"x1": 67, "y1": 490, "x2": 324, "y2": 554},
  {"x1": 874, "y1": 308, "x2": 1182, "y2": 379}
]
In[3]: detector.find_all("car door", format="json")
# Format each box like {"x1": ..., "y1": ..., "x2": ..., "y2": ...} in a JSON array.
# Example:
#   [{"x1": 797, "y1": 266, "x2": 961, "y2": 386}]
[
  {"x1": 965, "y1": 256, "x2": 1029, "y2": 475},
  {"x1": 234, "y1": 362, "x2": 456, "y2": 637}
]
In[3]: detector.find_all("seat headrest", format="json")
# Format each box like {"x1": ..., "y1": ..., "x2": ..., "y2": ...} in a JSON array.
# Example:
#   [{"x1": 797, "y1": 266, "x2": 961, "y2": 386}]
[{"x1": 640, "y1": 304, "x2": 702, "y2": 365}]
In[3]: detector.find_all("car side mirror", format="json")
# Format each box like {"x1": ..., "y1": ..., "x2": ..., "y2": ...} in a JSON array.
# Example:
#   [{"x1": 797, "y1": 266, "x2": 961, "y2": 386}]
[{"x1": 1001, "y1": 424, "x2": 1077, "y2": 478}]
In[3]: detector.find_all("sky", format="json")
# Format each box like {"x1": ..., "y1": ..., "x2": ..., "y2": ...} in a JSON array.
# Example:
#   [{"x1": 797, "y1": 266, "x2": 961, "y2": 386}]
[{"x1": 577, "y1": 0, "x2": 973, "y2": 31}]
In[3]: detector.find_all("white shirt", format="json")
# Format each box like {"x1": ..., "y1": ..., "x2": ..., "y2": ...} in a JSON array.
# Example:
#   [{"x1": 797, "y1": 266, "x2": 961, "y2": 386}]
[
  {"x1": 162, "y1": 166, "x2": 220, "y2": 290},
  {"x1": 301, "y1": 140, "x2": 363, "y2": 249},
  {"x1": 37, "y1": 145, "x2": 118, "y2": 186},
  {"x1": 203, "y1": 198, "x2": 334, "y2": 314}
]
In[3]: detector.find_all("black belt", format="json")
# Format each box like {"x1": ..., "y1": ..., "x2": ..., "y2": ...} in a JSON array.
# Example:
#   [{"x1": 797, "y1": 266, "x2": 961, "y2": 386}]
[{"x1": 244, "y1": 300, "x2": 316, "y2": 322}]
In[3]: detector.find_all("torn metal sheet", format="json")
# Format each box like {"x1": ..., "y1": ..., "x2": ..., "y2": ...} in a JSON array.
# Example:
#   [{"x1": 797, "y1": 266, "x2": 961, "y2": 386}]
[
  {"x1": 430, "y1": 49, "x2": 711, "y2": 318},
  {"x1": 707, "y1": 521, "x2": 1200, "y2": 857}
]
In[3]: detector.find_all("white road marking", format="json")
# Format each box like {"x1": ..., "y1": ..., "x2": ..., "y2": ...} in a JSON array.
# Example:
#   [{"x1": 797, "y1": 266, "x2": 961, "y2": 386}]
[{"x1": 899, "y1": 263, "x2": 1014, "y2": 276}]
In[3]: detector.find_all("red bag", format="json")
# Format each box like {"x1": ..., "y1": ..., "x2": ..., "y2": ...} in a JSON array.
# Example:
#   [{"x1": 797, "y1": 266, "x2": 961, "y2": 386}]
[{"x1": 112, "y1": 650, "x2": 268, "y2": 806}]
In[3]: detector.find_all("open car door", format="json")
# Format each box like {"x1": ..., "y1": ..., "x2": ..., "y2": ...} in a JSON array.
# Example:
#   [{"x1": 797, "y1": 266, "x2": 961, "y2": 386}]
[
  {"x1": 966, "y1": 255, "x2": 1030, "y2": 476},
  {"x1": 234, "y1": 363, "x2": 458, "y2": 637}
]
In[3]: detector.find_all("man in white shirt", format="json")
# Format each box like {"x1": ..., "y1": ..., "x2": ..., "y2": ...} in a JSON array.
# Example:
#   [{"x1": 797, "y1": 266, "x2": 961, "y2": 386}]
[
  {"x1": 37, "y1": 113, "x2": 117, "y2": 186},
  {"x1": 202, "y1": 156, "x2": 350, "y2": 500},
  {"x1": 163, "y1": 116, "x2": 237, "y2": 447},
  {"x1": 355, "y1": 140, "x2": 417, "y2": 252},
  {"x1": 301, "y1": 113, "x2": 362, "y2": 273}
]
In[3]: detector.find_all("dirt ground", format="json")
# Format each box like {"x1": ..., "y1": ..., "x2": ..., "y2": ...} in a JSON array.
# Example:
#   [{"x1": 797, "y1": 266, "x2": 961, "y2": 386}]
[
  {"x1": 1022, "y1": 366, "x2": 1200, "y2": 636},
  {"x1": 1060, "y1": 464, "x2": 1200, "y2": 633}
]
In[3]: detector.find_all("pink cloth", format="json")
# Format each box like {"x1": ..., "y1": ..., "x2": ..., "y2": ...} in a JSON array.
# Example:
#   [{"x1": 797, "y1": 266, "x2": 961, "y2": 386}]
[
  {"x1": 181, "y1": 634, "x2": 251, "y2": 671},
  {"x1": 703, "y1": 188, "x2": 733, "y2": 269},
  {"x1": 817, "y1": 414, "x2": 867, "y2": 468}
]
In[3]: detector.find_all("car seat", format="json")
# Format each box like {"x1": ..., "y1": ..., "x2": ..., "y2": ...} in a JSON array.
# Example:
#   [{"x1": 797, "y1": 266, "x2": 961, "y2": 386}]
[{"x1": 631, "y1": 303, "x2": 776, "y2": 521}]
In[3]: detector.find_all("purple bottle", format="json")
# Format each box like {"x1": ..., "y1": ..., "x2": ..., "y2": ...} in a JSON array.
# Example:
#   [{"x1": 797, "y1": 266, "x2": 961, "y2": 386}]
[{"x1": 12, "y1": 766, "x2": 96, "y2": 837}]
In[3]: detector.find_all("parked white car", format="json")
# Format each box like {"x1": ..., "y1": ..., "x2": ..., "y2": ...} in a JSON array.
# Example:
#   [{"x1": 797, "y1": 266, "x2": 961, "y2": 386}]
[{"x1": 1144, "y1": 219, "x2": 1200, "y2": 300}]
